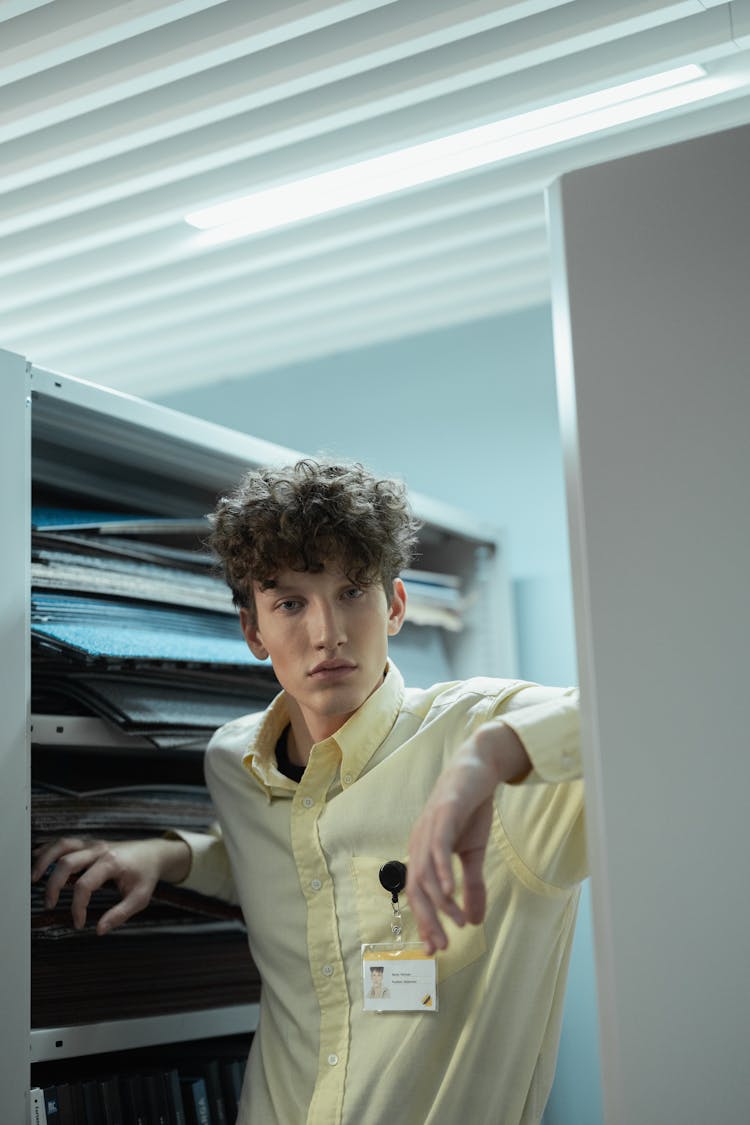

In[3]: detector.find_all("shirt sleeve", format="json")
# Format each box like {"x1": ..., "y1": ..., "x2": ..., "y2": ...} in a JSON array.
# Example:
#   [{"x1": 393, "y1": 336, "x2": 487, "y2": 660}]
[
  {"x1": 165, "y1": 823, "x2": 240, "y2": 905},
  {"x1": 496, "y1": 684, "x2": 581, "y2": 784},
  {"x1": 490, "y1": 684, "x2": 587, "y2": 888}
]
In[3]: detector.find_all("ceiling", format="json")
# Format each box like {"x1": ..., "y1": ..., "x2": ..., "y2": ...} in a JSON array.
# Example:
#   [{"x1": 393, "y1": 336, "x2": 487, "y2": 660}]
[{"x1": 2, "y1": 0, "x2": 750, "y2": 398}]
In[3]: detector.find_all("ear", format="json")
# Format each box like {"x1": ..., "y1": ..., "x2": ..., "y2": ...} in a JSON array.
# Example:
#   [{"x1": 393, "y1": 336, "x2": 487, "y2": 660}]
[
  {"x1": 386, "y1": 577, "x2": 407, "y2": 637},
  {"x1": 239, "y1": 606, "x2": 269, "y2": 660}
]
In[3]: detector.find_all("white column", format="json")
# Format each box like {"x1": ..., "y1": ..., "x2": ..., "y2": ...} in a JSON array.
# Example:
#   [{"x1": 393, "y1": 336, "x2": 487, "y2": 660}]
[{"x1": 547, "y1": 122, "x2": 750, "y2": 1125}]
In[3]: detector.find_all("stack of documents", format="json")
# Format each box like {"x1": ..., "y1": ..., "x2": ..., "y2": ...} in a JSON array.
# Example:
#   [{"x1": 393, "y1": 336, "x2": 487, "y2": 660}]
[
  {"x1": 30, "y1": 507, "x2": 273, "y2": 1027},
  {"x1": 31, "y1": 768, "x2": 260, "y2": 1025},
  {"x1": 32, "y1": 923, "x2": 260, "y2": 1025},
  {"x1": 31, "y1": 506, "x2": 280, "y2": 749},
  {"x1": 401, "y1": 568, "x2": 466, "y2": 631},
  {"x1": 33, "y1": 667, "x2": 272, "y2": 752}
]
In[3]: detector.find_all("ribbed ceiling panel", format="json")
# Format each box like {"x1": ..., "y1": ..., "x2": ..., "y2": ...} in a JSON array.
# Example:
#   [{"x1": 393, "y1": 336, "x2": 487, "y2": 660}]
[{"x1": 1, "y1": 0, "x2": 749, "y2": 391}]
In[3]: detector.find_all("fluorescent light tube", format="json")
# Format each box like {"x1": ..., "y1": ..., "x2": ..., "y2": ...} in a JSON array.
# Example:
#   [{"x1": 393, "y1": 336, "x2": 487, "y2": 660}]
[{"x1": 186, "y1": 64, "x2": 711, "y2": 241}]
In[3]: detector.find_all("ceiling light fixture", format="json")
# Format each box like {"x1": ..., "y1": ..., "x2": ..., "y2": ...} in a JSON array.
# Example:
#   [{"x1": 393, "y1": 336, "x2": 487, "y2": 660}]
[{"x1": 185, "y1": 64, "x2": 714, "y2": 243}]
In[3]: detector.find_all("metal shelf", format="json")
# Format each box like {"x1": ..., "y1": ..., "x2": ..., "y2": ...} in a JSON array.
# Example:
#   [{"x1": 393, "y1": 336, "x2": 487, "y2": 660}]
[
  {"x1": 31, "y1": 1004, "x2": 259, "y2": 1062},
  {"x1": 0, "y1": 347, "x2": 515, "y2": 1121},
  {"x1": 29, "y1": 362, "x2": 499, "y2": 539}
]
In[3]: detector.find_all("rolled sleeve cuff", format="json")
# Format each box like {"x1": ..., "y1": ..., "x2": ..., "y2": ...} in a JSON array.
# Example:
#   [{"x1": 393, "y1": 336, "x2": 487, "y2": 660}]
[
  {"x1": 164, "y1": 826, "x2": 238, "y2": 904},
  {"x1": 500, "y1": 688, "x2": 581, "y2": 784}
]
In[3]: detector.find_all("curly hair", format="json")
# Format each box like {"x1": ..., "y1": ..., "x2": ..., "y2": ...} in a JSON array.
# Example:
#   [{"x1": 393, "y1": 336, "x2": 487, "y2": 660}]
[{"x1": 209, "y1": 458, "x2": 421, "y2": 612}]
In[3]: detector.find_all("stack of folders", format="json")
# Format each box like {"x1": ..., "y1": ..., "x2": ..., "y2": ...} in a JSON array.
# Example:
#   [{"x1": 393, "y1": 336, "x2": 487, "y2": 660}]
[
  {"x1": 30, "y1": 1035, "x2": 250, "y2": 1123},
  {"x1": 30, "y1": 507, "x2": 277, "y2": 1029},
  {"x1": 31, "y1": 773, "x2": 261, "y2": 1026},
  {"x1": 31, "y1": 506, "x2": 467, "y2": 640},
  {"x1": 400, "y1": 567, "x2": 466, "y2": 632}
]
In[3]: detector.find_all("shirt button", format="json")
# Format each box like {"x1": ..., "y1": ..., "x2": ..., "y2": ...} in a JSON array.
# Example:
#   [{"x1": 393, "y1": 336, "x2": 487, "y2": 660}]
[
  {"x1": 322, "y1": 964, "x2": 334, "y2": 977},
  {"x1": 327, "y1": 1054, "x2": 339, "y2": 1066},
  {"x1": 302, "y1": 796, "x2": 314, "y2": 808},
  {"x1": 310, "y1": 878, "x2": 322, "y2": 891},
  {"x1": 343, "y1": 773, "x2": 353, "y2": 785}
]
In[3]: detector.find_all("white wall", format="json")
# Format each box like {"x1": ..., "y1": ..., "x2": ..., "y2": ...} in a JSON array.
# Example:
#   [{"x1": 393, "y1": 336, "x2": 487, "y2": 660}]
[{"x1": 549, "y1": 121, "x2": 750, "y2": 1124}]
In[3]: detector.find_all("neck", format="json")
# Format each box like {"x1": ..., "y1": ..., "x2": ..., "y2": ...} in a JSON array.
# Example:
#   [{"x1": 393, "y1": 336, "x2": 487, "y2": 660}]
[
  {"x1": 285, "y1": 700, "x2": 344, "y2": 767},
  {"x1": 284, "y1": 664, "x2": 389, "y2": 767}
]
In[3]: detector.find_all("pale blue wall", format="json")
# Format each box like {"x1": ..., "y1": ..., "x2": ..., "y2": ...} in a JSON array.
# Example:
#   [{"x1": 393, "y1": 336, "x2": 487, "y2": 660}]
[
  {"x1": 161, "y1": 305, "x2": 576, "y2": 686},
  {"x1": 158, "y1": 302, "x2": 603, "y2": 1124}
]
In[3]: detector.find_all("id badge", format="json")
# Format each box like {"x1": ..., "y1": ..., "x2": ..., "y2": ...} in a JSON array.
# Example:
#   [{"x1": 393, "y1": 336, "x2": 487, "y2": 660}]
[{"x1": 362, "y1": 942, "x2": 438, "y2": 1013}]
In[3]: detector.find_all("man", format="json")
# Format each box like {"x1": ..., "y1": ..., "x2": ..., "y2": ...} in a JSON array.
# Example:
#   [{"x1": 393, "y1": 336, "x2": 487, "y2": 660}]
[{"x1": 32, "y1": 459, "x2": 584, "y2": 1124}]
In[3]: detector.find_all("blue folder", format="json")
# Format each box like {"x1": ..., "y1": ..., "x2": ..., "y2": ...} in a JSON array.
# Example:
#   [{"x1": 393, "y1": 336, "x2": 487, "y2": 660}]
[{"x1": 31, "y1": 592, "x2": 266, "y2": 666}]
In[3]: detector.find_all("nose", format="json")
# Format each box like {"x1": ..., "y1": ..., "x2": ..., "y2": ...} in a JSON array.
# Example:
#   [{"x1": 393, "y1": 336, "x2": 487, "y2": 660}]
[{"x1": 310, "y1": 598, "x2": 346, "y2": 650}]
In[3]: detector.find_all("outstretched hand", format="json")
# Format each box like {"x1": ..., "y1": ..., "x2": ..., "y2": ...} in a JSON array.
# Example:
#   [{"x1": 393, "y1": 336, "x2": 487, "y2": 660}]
[
  {"x1": 406, "y1": 721, "x2": 530, "y2": 954},
  {"x1": 31, "y1": 835, "x2": 191, "y2": 935}
]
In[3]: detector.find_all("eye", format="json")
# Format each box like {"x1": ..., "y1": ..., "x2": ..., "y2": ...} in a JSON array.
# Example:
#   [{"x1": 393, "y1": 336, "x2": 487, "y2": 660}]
[
  {"x1": 276, "y1": 598, "x2": 301, "y2": 612},
  {"x1": 343, "y1": 587, "x2": 364, "y2": 600}
]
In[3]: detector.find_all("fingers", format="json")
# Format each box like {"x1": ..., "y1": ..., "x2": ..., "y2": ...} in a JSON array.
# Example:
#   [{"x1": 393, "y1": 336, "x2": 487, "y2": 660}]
[
  {"x1": 407, "y1": 784, "x2": 494, "y2": 953},
  {"x1": 35, "y1": 839, "x2": 106, "y2": 914},
  {"x1": 68, "y1": 851, "x2": 122, "y2": 930},
  {"x1": 407, "y1": 803, "x2": 468, "y2": 954},
  {"x1": 96, "y1": 883, "x2": 153, "y2": 936},
  {"x1": 407, "y1": 864, "x2": 467, "y2": 953},
  {"x1": 31, "y1": 836, "x2": 88, "y2": 883},
  {"x1": 31, "y1": 837, "x2": 154, "y2": 934},
  {"x1": 460, "y1": 846, "x2": 488, "y2": 926},
  {"x1": 406, "y1": 879, "x2": 449, "y2": 955}
]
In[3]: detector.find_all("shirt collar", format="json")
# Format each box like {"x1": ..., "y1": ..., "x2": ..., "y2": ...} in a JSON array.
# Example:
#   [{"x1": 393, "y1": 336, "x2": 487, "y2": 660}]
[
  {"x1": 242, "y1": 691, "x2": 298, "y2": 799},
  {"x1": 335, "y1": 660, "x2": 404, "y2": 788},
  {"x1": 243, "y1": 662, "x2": 404, "y2": 799}
]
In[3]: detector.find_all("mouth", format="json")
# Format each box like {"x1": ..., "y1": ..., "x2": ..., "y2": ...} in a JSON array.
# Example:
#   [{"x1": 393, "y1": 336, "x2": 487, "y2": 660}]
[{"x1": 309, "y1": 660, "x2": 357, "y2": 678}]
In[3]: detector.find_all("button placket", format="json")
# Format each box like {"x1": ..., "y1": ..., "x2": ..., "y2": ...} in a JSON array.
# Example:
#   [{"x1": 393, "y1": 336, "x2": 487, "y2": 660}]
[{"x1": 291, "y1": 742, "x2": 350, "y2": 1125}]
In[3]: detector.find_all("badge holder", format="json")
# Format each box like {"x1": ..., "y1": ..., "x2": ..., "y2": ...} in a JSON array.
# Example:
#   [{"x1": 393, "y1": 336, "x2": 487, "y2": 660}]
[{"x1": 361, "y1": 861, "x2": 438, "y2": 1013}]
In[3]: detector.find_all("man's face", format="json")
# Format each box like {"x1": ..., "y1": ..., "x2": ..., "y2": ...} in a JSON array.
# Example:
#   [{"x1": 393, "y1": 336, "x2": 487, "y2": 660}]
[{"x1": 240, "y1": 562, "x2": 406, "y2": 741}]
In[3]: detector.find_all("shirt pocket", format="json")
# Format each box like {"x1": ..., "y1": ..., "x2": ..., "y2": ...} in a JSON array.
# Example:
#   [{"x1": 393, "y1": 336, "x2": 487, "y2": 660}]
[{"x1": 350, "y1": 854, "x2": 486, "y2": 985}]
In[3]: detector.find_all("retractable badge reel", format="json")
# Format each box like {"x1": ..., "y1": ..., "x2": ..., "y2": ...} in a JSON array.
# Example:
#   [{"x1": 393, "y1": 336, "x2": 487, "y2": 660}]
[
  {"x1": 361, "y1": 859, "x2": 438, "y2": 1013},
  {"x1": 379, "y1": 860, "x2": 407, "y2": 940}
]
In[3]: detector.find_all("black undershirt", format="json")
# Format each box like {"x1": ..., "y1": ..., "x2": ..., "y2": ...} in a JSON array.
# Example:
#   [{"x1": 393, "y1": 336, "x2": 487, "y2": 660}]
[{"x1": 275, "y1": 724, "x2": 305, "y2": 783}]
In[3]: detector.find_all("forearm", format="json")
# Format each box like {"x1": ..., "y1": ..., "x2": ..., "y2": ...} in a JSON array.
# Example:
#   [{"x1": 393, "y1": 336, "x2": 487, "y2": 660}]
[
  {"x1": 464, "y1": 720, "x2": 532, "y2": 788},
  {"x1": 406, "y1": 721, "x2": 531, "y2": 952},
  {"x1": 155, "y1": 836, "x2": 192, "y2": 884}
]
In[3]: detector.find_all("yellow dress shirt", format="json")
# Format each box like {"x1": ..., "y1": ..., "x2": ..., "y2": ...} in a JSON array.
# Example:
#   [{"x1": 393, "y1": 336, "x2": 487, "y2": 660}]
[{"x1": 177, "y1": 662, "x2": 585, "y2": 1125}]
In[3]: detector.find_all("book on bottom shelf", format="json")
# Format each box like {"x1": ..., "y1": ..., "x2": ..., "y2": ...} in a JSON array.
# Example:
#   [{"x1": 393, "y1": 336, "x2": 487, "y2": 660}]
[
  {"x1": 180, "y1": 1077, "x2": 210, "y2": 1125},
  {"x1": 98, "y1": 1074, "x2": 124, "y2": 1124},
  {"x1": 42, "y1": 1088, "x2": 58, "y2": 1123},
  {"x1": 220, "y1": 1058, "x2": 242, "y2": 1118},
  {"x1": 163, "y1": 1068, "x2": 188, "y2": 1125},
  {"x1": 70, "y1": 1083, "x2": 87, "y2": 1124},
  {"x1": 29, "y1": 1088, "x2": 47, "y2": 1125},
  {"x1": 81, "y1": 1080, "x2": 104, "y2": 1125},
  {"x1": 119, "y1": 1073, "x2": 147, "y2": 1124},
  {"x1": 198, "y1": 1058, "x2": 227, "y2": 1125},
  {"x1": 31, "y1": 1039, "x2": 248, "y2": 1124},
  {"x1": 143, "y1": 1071, "x2": 170, "y2": 1124}
]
